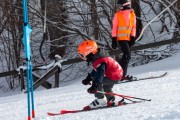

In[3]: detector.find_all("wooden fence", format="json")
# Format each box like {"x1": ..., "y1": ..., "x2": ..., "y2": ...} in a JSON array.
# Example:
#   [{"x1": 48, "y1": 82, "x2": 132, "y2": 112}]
[{"x1": 0, "y1": 38, "x2": 179, "y2": 91}]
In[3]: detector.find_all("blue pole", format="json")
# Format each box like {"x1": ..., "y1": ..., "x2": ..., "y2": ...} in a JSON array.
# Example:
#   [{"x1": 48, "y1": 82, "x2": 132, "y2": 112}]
[
  {"x1": 29, "y1": 61, "x2": 35, "y2": 118},
  {"x1": 22, "y1": 0, "x2": 35, "y2": 120},
  {"x1": 26, "y1": 61, "x2": 31, "y2": 120}
]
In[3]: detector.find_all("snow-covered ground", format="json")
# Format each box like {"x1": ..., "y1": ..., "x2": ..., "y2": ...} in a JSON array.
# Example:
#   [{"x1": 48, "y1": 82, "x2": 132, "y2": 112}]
[{"x1": 0, "y1": 52, "x2": 180, "y2": 120}]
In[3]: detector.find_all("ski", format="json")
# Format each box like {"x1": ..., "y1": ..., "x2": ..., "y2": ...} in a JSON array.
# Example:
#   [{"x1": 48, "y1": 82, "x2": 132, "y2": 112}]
[
  {"x1": 47, "y1": 100, "x2": 144, "y2": 116},
  {"x1": 118, "y1": 72, "x2": 168, "y2": 84}
]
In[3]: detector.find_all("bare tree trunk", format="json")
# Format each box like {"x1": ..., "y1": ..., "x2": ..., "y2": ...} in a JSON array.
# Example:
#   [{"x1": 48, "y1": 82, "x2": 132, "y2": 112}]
[
  {"x1": 41, "y1": 0, "x2": 67, "y2": 59},
  {"x1": 0, "y1": 0, "x2": 23, "y2": 89},
  {"x1": 175, "y1": 0, "x2": 180, "y2": 26},
  {"x1": 131, "y1": 0, "x2": 142, "y2": 39},
  {"x1": 90, "y1": 0, "x2": 99, "y2": 40}
]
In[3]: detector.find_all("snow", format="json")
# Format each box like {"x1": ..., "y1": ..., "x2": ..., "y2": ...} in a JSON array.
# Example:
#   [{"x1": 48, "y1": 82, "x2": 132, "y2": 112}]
[{"x1": 0, "y1": 52, "x2": 180, "y2": 120}]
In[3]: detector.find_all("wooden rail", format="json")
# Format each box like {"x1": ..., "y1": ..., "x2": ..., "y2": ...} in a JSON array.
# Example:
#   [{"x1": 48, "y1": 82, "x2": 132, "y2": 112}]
[{"x1": 0, "y1": 38, "x2": 179, "y2": 91}]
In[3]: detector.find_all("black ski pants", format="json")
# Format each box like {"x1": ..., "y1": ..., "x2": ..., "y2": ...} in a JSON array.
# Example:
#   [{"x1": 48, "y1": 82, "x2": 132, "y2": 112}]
[{"x1": 118, "y1": 41, "x2": 131, "y2": 77}]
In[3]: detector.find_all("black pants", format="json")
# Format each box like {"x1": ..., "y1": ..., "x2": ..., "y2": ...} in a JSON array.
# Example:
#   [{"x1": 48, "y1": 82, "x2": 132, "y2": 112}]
[
  {"x1": 118, "y1": 41, "x2": 131, "y2": 77},
  {"x1": 95, "y1": 77, "x2": 119, "y2": 101}
]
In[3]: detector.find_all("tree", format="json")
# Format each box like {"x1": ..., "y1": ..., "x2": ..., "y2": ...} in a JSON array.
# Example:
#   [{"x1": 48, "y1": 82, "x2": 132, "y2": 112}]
[
  {"x1": 0, "y1": 0, "x2": 179, "y2": 90},
  {"x1": 40, "y1": 0, "x2": 67, "y2": 60},
  {"x1": 0, "y1": 0, "x2": 23, "y2": 89},
  {"x1": 131, "y1": 0, "x2": 142, "y2": 39}
]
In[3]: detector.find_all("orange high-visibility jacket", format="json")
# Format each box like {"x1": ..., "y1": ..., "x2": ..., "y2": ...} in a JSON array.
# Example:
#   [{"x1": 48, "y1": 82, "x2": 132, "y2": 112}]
[{"x1": 112, "y1": 9, "x2": 136, "y2": 41}]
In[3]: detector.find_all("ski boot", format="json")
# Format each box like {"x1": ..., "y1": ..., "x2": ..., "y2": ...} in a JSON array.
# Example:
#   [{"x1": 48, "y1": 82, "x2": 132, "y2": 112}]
[
  {"x1": 118, "y1": 98, "x2": 127, "y2": 105},
  {"x1": 107, "y1": 96, "x2": 119, "y2": 107},
  {"x1": 122, "y1": 75, "x2": 137, "y2": 81},
  {"x1": 107, "y1": 97, "x2": 126, "y2": 107},
  {"x1": 83, "y1": 97, "x2": 107, "y2": 110}
]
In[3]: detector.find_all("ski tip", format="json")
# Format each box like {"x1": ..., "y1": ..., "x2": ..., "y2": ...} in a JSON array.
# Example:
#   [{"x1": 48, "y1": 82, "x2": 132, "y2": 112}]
[
  {"x1": 47, "y1": 112, "x2": 52, "y2": 116},
  {"x1": 60, "y1": 110, "x2": 70, "y2": 114},
  {"x1": 164, "y1": 72, "x2": 168, "y2": 75},
  {"x1": 47, "y1": 112, "x2": 59, "y2": 116}
]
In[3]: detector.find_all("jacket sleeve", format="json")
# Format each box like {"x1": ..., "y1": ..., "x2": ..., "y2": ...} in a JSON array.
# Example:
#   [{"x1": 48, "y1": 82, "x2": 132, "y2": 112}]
[
  {"x1": 112, "y1": 13, "x2": 118, "y2": 37},
  {"x1": 91, "y1": 62, "x2": 106, "y2": 83},
  {"x1": 131, "y1": 11, "x2": 136, "y2": 37}
]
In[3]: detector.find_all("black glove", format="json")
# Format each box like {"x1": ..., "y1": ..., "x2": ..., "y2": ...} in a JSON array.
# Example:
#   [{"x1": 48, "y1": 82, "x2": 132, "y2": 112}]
[
  {"x1": 82, "y1": 73, "x2": 92, "y2": 85},
  {"x1": 87, "y1": 82, "x2": 100, "y2": 94},
  {"x1": 128, "y1": 36, "x2": 136, "y2": 46},
  {"x1": 111, "y1": 37, "x2": 117, "y2": 49}
]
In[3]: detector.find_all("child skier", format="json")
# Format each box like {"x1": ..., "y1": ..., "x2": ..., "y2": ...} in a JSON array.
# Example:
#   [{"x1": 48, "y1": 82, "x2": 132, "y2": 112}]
[{"x1": 77, "y1": 40, "x2": 124, "y2": 110}]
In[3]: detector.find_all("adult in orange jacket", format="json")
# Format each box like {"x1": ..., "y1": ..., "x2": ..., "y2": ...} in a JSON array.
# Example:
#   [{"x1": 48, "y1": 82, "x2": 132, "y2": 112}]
[{"x1": 111, "y1": 0, "x2": 136, "y2": 79}]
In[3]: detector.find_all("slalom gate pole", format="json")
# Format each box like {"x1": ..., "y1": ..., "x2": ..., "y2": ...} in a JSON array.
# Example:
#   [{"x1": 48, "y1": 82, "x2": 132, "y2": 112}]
[
  {"x1": 26, "y1": 62, "x2": 31, "y2": 120},
  {"x1": 97, "y1": 91, "x2": 151, "y2": 101},
  {"x1": 22, "y1": 0, "x2": 35, "y2": 119},
  {"x1": 29, "y1": 62, "x2": 35, "y2": 118}
]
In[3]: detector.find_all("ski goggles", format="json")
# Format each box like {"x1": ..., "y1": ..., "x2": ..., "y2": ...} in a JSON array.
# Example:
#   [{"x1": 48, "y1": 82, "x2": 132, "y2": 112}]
[
  {"x1": 118, "y1": 2, "x2": 131, "y2": 8},
  {"x1": 78, "y1": 53, "x2": 87, "y2": 60}
]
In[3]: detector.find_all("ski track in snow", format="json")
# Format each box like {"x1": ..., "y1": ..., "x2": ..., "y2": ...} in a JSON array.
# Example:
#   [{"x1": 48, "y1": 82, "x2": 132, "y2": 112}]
[{"x1": 0, "y1": 53, "x2": 180, "y2": 120}]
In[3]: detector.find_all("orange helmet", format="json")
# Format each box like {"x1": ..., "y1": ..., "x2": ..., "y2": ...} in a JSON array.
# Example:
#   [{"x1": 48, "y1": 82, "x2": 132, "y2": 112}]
[{"x1": 77, "y1": 40, "x2": 98, "y2": 60}]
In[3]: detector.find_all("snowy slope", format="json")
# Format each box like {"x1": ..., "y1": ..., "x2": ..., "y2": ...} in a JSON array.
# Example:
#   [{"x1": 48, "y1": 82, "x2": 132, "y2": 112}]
[{"x1": 0, "y1": 52, "x2": 180, "y2": 120}]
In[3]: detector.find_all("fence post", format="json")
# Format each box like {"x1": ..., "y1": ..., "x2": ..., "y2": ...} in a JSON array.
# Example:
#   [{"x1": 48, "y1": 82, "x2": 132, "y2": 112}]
[
  {"x1": 54, "y1": 56, "x2": 60, "y2": 88},
  {"x1": 54, "y1": 67, "x2": 60, "y2": 88},
  {"x1": 20, "y1": 68, "x2": 25, "y2": 91}
]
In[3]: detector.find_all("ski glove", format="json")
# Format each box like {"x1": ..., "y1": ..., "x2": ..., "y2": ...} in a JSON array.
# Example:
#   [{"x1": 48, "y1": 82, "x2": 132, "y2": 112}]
[
  {"x1": 87, "y1": 82, "x2": 100, "y2": 94},
  {"x1": 128, "y1": 36, "x2": 136, "y2": 46},
  {"x1": 111, "y1": 37, "x2": 118, "y2": 49},
  {"x1": 82, "y1": 73, "x2": 92, "y2": 85}
]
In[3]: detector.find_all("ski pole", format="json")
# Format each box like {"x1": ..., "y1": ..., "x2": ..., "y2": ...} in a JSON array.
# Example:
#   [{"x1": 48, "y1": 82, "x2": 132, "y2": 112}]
[
  {"x1": 22, "y1": 0, "x2": 35, "y2": 119},
  {"x1": 96, "y1": 91, "x2": 151, "y2": 101}
]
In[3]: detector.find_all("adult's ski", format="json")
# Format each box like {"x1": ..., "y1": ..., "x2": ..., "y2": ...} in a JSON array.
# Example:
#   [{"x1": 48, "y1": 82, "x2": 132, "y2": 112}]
[
  {"x1": 118, "y1": 72, "x2": 168, "y2": 84},
  {"x1": 47, "y1": 100, "x2": 144, "y2": 116}
]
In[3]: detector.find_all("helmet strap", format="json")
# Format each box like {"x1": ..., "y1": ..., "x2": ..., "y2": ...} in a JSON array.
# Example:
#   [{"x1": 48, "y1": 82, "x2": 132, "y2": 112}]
[
  {"x1": 86, "y1": 53, "x2": 94, "y2": 66},
  {"x1": 122, "y1": 5, "x2": 131, "y2": 10}
]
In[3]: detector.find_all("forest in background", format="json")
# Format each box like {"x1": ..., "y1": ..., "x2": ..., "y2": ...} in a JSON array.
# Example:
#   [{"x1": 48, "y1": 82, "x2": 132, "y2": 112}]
[{"x1": 0, "y1": 0, "x2": 180, "y2": 91}]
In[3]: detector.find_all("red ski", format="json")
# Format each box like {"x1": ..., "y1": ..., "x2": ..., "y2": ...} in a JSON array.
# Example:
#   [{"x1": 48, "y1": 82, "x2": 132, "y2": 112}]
[{"x1": 47, "y1": 100, "x2": 144, "y2": 116}]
